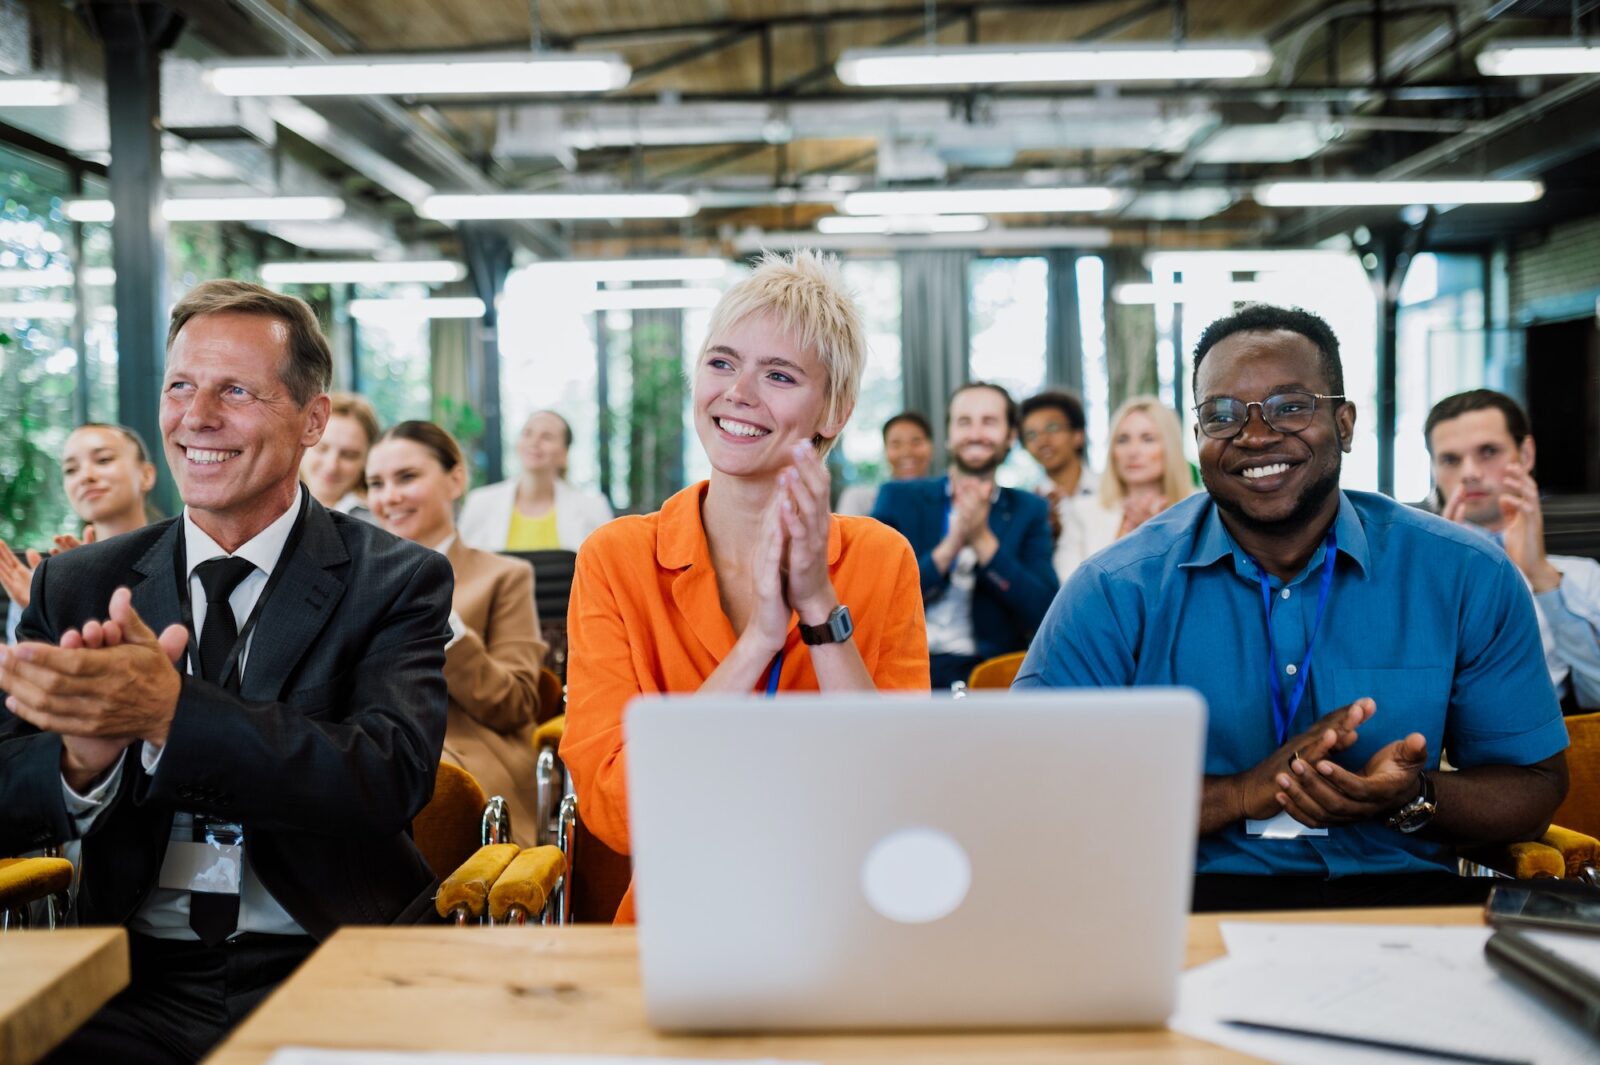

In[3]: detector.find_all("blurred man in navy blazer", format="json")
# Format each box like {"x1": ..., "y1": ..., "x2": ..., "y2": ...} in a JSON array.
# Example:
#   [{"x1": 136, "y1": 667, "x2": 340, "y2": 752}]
[{"x1": 874, "y1": 382, "x2": 1057, "y2": 688}]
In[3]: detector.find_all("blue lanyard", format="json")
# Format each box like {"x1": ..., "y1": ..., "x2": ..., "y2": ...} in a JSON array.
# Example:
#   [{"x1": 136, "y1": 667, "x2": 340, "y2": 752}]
[
  {"x1": 762, "y1": 648, "x2": 784, "y2": 697},
  {"x1": 1248, "y1": 527, "x2": 1337, "y2": 746}
]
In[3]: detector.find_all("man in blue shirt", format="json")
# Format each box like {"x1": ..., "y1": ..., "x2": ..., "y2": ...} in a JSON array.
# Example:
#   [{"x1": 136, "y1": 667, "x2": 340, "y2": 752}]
[
  {"x1": 1016, "y1": 305, "x2": 1569, "y2": 910},
  {"x1": 874, "y1": 382, "x2": 1056, "y2": 688}
]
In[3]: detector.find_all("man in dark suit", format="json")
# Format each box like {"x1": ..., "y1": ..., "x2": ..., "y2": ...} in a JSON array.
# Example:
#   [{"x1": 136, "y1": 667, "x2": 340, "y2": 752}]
[
  {"x1": 873, "y1": 381, "x2": 1057, "y2": 688},
  {"x1": 0, "y1": 280, "x2": 451, "y2": 1064}
]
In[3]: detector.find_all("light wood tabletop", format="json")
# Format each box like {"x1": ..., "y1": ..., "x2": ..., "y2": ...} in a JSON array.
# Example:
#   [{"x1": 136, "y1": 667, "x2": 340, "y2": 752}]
[
  {"x1": 206, "y1": 907, "x2": 1482, "y2": 1064},
  {"x1": 0, "y1": 927, "x2": 129, "y2": 1065}
]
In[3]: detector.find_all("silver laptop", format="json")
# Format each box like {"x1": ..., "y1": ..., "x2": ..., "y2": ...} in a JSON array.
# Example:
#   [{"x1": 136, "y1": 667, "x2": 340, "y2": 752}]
[{"x1": 625, "y1": 689, "x2": 1206, "y2": 1032}]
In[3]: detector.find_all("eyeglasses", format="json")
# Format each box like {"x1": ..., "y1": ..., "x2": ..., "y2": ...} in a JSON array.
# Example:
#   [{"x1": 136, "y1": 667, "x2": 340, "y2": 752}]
[
  {"x1": 1193, "y1": 391, "x2": 1345, "y2": 440},
  {"x1": 1021, "y1": 421, "x2": 1068, "y2": 444}
]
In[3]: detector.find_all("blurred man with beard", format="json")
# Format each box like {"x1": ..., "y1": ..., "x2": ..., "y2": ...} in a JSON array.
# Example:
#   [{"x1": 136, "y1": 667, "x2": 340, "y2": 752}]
[
  {"x1": 873, "y1": 382, "x2": 1056, "y2": 688},
  {"x1": 1016, "y1": 305, "x2": 1567, "y2": 911}
]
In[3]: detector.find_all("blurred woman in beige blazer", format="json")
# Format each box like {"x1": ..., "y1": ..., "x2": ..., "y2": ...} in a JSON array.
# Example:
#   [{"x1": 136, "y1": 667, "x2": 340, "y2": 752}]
[{"x1": 366, "y1": 420, "x2": 546, "y2": 845}]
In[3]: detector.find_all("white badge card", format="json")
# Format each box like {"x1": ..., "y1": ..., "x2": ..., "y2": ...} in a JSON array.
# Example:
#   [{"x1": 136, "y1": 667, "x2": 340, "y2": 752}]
[
  {"x1": 157, "y1": 819, "x2": 244, "y2": 893},
  {"x1": 1245, "y1": 811, "x2": 1329, "y2": 839}
]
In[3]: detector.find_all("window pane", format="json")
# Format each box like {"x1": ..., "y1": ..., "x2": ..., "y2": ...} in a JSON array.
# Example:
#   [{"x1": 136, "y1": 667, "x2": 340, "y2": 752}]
[
  {"x1": 837, "y1": 258, "x2": 902, "y2": 487},
  {"x1": 353, "y1": 283, "x2": 432, "y2": 429},
  {"x1": 969, "y1": 256, "x2": 1049, "y2": 487}
]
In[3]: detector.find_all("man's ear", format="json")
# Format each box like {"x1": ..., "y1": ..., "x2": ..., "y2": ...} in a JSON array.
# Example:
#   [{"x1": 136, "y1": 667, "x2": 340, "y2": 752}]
[
  {"x1": 301, "y1": 394, "x2": 332, "y2": 447},
  {"x1": 1520, "y1": 434, "x2": 1536, "y2": 474},
  {"x1": 1335, "y1": 400, "x2": 1357, "y2": 453}
]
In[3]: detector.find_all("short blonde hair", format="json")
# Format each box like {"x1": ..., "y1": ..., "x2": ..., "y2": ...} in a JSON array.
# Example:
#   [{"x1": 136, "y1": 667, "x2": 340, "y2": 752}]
[
  {"x1": 1100, "y1": 395, "x2": 1195, "y2": 510},
  {"x1": 698, "y1": 249, "x2": 866, "y2": 457}
]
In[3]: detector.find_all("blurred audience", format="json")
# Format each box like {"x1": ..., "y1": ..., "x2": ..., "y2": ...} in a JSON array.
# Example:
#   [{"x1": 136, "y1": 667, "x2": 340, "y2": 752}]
[
  {"x1": 874, "y1": 382, "x2": 1057, "y2": 689},
  {"x1": 459, "y1": 409, "x2": 613, "y2": 552},
  {"x1": 1090, "y1": 395, "x2": 1195, "y2": 543},
  {"x1": 562, "y1": 249, "x2": 930, "y2": 923},
  {"x1": 1, "y1": 423, "x2": 158, "y2": 643},
  {"x1": 300, "y1": 392, "x2": 380, "y2": 523},
  {"x1": 367, "y1": 420, "x2": 546, "y2": 846},
  {"x1": 836, "y1": 411, "x2": 936, "y2": 515},
  {"x1": 1426, "y1": 389, "x2": 1600, "y2": 712},
  {"x1": 1019, "y1": 389, "x2": 1102, "y2": 581}
]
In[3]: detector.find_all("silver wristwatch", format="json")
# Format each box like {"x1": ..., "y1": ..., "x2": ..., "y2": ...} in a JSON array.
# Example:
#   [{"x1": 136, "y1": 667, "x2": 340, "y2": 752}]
[{"x1": 1384, "y1": 771, "x2": 1437, "y2": 834}]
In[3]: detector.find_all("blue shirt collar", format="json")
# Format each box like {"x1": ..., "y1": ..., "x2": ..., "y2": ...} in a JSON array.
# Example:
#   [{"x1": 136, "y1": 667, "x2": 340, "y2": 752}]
[{"x1": 1180, "y1": 490, "x2": 1370, "y2": 582}]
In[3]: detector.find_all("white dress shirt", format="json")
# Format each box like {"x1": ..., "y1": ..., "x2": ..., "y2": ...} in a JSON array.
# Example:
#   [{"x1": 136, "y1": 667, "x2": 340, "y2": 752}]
[
  {"x1": 1036, "y1": 467, "x2": 1110, "y2": 582},
  {"x1": 62, "y1": 487, "x2": 307, "y2": 940},
  {"x1": 924, "y1": 479, "x2": 1002, "y2": 658},
  {"x1": 1535, "y1": 553, "x2": 1600, "y2": 709}
]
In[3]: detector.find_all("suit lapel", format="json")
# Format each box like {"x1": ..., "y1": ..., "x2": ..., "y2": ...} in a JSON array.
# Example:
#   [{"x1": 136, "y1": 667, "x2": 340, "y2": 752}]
[
  {"x1": 130, "y1": 520, "x2": 185, "y2": 633},
  {"x1": 239, "y1": 501, "x2": 349, "y2": 702},
  {"x1": 988, "y1": 487, "x2": 1015, "y2": 547}
]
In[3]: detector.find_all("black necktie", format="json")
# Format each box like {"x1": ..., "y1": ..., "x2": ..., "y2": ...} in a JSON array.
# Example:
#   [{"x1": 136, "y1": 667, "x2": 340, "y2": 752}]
[
  {"x1": 194, "y1": 556, "x2": 256, "y2": 689},
  {"x1": 188, "y1": 555, "x2": 255, "y2": 947}
]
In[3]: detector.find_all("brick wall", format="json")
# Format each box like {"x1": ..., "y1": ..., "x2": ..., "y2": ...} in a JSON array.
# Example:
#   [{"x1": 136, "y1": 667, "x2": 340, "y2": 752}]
[{"x1": 1511, "y1": 213, "x2": 1600, "y2": 325}]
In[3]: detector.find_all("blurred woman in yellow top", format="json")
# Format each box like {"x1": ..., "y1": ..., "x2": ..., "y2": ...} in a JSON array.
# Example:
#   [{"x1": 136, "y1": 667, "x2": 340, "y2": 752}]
[
  {"x1": 367, "y1": 420, "x2": 547, "y2": 844},
  {"x1": 458, "y1": 410, "x2": 614, "y2": 552}
]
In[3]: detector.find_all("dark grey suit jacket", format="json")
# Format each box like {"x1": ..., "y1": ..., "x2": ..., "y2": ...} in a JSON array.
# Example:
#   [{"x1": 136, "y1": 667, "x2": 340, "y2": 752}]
[{"x1": 0, "y1": 499, "x2": 452, "y2": 938}]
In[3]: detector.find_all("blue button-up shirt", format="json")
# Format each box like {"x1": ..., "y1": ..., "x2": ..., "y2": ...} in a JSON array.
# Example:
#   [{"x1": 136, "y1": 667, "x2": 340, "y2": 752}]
[{"x1": 1015, "y1": 489, "x2": 1568, "y2": 878}]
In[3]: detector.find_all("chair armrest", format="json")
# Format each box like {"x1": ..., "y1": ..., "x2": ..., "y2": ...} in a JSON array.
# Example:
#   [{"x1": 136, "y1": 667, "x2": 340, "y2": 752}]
[
  {"x1": 533, "y1": 714, "x2": 565, "y2": 752},
  {"x1": 0, "y1": 857, "x2": 74, "y2": 909},
  {"x1": 434, "y1": 844, "x2": 520, "y2": 923},
  {"x1": 1539, "y1": 825, "x2": 1600, "y2": 879},
  {"x1": 489, "y1": 845, "x2": 566, "y2": 924}
]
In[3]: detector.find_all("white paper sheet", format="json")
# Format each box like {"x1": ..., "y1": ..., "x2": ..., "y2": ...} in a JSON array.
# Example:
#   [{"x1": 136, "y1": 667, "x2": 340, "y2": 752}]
[{"x1": 1171, "y1": 923, "x2": 1600, "y2": 1065}]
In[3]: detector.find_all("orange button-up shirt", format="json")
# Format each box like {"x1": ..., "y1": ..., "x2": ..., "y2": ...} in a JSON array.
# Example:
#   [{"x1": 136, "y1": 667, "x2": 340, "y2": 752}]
[{"x1": 560, "y1": 480, "x2": 931, "y2": 922}]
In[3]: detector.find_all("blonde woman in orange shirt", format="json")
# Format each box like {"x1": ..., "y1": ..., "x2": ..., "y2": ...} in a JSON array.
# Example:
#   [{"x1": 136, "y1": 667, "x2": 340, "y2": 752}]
[{"x1": 561, "y1": 249, "x2": 931, "y2": 922}]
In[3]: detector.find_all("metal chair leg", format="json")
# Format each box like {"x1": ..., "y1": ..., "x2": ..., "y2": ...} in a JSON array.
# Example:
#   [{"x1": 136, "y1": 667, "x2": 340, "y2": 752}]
[{"x1": 554, "y1": 794, "x2": 578, "y2": 926}]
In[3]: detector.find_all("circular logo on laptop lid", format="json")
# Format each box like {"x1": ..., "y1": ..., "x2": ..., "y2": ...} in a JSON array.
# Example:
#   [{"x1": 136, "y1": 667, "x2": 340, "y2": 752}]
[{"x1": 860, "y1": 827, "x2": 971, "y2": 924}]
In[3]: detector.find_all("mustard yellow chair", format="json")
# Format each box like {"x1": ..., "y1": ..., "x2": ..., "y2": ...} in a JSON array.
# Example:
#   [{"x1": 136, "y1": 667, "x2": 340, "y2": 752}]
[
  {"x1": 967, "y1": 652, "x2": 1028, "y2": 690},
  {"x1": 1462, "y1": 714, "x2": 1600, "y2": 884},
  {"x1": 0, "y1": 855, "x2": 73, "y2": 931}
]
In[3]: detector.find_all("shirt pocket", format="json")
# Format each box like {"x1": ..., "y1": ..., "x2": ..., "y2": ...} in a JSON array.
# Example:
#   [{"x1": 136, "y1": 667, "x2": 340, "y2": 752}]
[{"x1": 1325, "y1": 665, "x2": 1452, "y2": 764}]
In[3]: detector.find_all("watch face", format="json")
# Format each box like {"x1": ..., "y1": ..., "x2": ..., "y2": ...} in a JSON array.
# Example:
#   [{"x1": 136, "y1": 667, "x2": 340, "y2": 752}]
[{"x1": 831, "y1": 606, "x2": 854, "y2": 641}]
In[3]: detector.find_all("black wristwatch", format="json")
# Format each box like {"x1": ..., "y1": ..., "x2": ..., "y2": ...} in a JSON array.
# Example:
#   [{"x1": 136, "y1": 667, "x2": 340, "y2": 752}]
[
  {"x1": 1384, "y1": 771, "x2": 1437, "y2": 834},
  {"x1": 799, "y1": 604, "x2": 854, "y2": 645}
]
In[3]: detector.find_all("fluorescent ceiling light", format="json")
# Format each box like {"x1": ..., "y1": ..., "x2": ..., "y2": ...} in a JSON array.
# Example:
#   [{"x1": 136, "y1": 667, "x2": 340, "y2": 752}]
[
  {"x1": 0, "y1": 301, "x2": 76, "y2": 319},
  {"x1": 566, "y1": 120, "x2": 791, "y2": 149},
  {"x1": 742, "y1": 226, "x2": 1113, "y2": 252},
  {"x1": 526, "y1": 258, "x2": 727, "y2": 282},
  {"x1": 841, "y1": 187, "x2": 1122, "y2": 215},
  {"x1": 0, "y1": 77, "x2": 79, "y2": 107},
  {"x1": 1253, "y1": 180, "x2": 1544, "y2": 207},
  {"x1": 348, "y1": 296, "x2": 486, "y2": 322},
  {"x1": 205, "y1": 52, "x2": 630, "y2": 97},
  {"x1": 0, "y1": 267, "x2": 75, "y2": 289},
  {"x1": 817, "y1": 214, "x2": 989, "y2": 234},
  {"x1": 419, "y1": 193, "x2": 698, "y2": 220},
  {"x1": 64, "y1": 197, "x2": 348, "y2": 223},
  {"x1": 579, "y1": 287, "x2": 723, "y2": 311},
  {"x1": 1192, "y1": 121, "x2": 1339, "y2": 164},
  {"x1": 836, "y1": 41, "x2": 1273, "y2": 86},
  {"x1": 1477, "y1": 40, "x2": 1600, "y2": 76},
  {"x1": 1120, "y1": 189, "x2": 1236, "y2": 221},
  {"x1": 261, "y1": 260, "x2": 468, "y2": 285}
]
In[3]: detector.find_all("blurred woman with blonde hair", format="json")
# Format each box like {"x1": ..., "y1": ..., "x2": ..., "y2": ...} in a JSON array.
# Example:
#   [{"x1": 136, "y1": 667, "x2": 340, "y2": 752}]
[{"x1": 1075, "y1": 395, "x2": 1196, "y2": 554}]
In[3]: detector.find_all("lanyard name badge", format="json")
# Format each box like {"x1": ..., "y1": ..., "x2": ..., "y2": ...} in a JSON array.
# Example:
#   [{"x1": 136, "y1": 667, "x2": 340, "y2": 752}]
[
  {"x1": 174, "y1": 489, "x2": 310, "y2": 692},
  {"x1": 1245, "y1": 526, "x2": 1337, "y2": 840}
]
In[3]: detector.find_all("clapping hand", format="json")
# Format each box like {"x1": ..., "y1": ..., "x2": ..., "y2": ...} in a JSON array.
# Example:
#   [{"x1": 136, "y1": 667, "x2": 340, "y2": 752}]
[
  {"x1": 1496, "y1": 463, "x2": 1562, "y2": 593},
  {"x1": 776, "y1": 442, "x2": 838, "y2": 622},
  {"x1": 1231, "y1": 699, "x2": 1375, "y2": 822},
  {"x1": 1119, "y1": 494, "x2": 1165, "y2": 537},
  {"x1": 0, "y1": 539, "x2": 41, "y2": 610},
  {"x1": 1275, "y1": 725, "x2": 1429, "y2": 829}
]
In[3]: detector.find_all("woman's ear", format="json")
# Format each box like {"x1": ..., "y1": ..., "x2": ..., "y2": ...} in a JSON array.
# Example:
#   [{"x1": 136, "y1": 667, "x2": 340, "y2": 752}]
[
  {"x1": 139, "y1": 462, "x2": 157, "y2": 494},
  {"x1": 447, "y1": 462, "x2": 469, "y2": 503}
]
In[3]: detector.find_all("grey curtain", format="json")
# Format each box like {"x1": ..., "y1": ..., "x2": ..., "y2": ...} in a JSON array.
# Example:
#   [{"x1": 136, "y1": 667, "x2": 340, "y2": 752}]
[
  {"x1": 899, "y1": 249, "x2": 971, "y2": 455},
  {"x1": 1044, "y1": 249, "x2": 1084, "y2": 394},
  {"x1": 1104, "y1": 248, "x2": 1158, "y2": 407}
]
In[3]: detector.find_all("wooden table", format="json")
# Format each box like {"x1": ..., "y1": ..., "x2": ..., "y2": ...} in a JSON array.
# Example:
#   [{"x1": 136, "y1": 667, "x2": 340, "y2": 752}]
[
  {"x1": 0, "y1": 927, "x2": 129, "y2": 1065},
  {"x1": 208, "y1": 907, "x2": 1482, "y2": 1064}
]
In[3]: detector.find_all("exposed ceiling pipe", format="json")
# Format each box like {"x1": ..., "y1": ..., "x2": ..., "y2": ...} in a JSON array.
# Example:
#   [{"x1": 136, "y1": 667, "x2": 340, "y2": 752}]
[{"x1": 224, "y1": 0, "x2": 567, "y2": 257}]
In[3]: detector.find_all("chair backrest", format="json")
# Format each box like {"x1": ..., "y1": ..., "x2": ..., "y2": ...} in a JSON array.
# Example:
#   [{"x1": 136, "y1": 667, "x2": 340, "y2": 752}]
[
  {"x1": 1554, "y1": 711, "x2": 1600, "y2": 837},
  {"x1": 502, "y1": 549, "x2": 578, "y2": 680},
  {"x1": 1544, "y1": 496, "x2": 1600, "y2": 562},
  {"x1": 536, "y1": 668, "x2": 564, "y2": 725},
  {"x1": 413, "y1": 762, "x2": 488, "y2": 880},
  {"x1": 968, "y1": 651, "x2": 1027, "y2": 690}
]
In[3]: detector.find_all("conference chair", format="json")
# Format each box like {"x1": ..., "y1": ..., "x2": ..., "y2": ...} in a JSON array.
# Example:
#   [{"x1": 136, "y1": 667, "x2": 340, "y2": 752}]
[
  {"x1": 967, "y1": 652, "x2": 1027, "y2": 690},
  {"x1": 536, "y1": 666, "x2": 565, "y2": 726},
  {"x1": 501, "y1": 549, "x2": 577, "y2": 680},
  {"x1": 0, "y1": 854, "x2": 72, "y2": 931}
]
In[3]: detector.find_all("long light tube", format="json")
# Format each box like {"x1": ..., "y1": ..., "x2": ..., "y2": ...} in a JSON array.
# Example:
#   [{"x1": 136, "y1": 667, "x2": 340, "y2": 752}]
[
  {"x1": 836, "y1": 41, "x2": 1273, "y2": 86},
  {"x1": 524, "y1": 258, "x2": 728, "y2": 282},
  {"x1": 0, "y1": 77, "x2": 78, "y2": 107},
  {"x1": 1253, "y1": 180, "x2": 1544, "y2": 207},
  {"x1": 0, "y1": 267, "x2": 116, "y2": 288},
  {"x1": 817, "y1": 214, "x2": 989, "y2": 234},
  {"x1": 840, "y1": 187, "x2": 1122, "y2": 215},
  {"x1": 1477, "y1": 40, "x2": 1600, "y2": 76},
  {"x1": 261, "y1": 260, "x2": 467, "y2": 285},
  {"x1": 348, "y1": 296, "x2": 486, "y2": 322},
  {"x1": 0, "y1": 301, "x2": 76, "y2": 319},
  {"x1": 64, "y1": 197, "x2": 348, "y2": 223},
  {"x1": 205, "y1": 52, "x2": 630, "y2": 97},
  {"x1": 419, "y1": 193, "x2": 698, "y2": 220}
]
